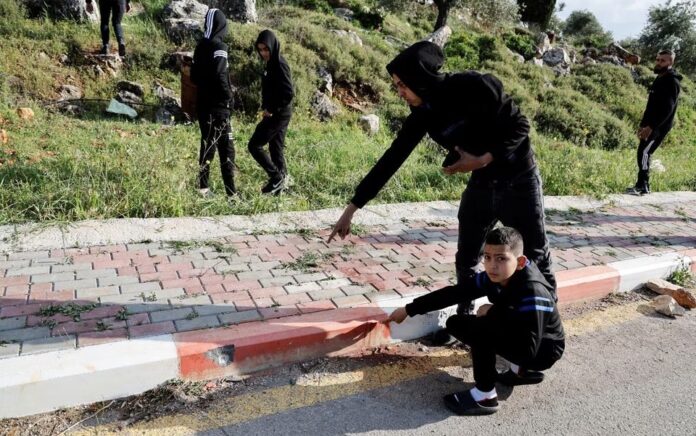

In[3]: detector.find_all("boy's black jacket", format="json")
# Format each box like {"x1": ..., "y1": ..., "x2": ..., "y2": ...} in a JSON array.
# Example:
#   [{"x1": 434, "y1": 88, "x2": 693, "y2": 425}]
[
  {"x1": 191, "y1": 9, "x2": 234, "y2": 113},
  {"x1": 640, "y1": 69, "x2": 682, "y2": 133},
  {"x1": 256, "y1": 30, "x2": 294, "y2": 114},
  {"x1": 406, "y1": 262, "x2": 565, "y2": 356}
]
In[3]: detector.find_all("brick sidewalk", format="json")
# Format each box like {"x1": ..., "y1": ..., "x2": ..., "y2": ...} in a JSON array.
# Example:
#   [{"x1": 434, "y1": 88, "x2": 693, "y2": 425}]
[{"x1": 1, "y1": 199, "x2": 695, "y2": 358}]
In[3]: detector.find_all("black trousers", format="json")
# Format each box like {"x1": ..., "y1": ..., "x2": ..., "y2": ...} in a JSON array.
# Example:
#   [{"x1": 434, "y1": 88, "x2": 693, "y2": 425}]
[
  {"x1": 635, "y1": 130, "x2": 667, "y2": 191},
  {"x1": 98, "y1": 0, "x2": 126, "y2": 46},
  {"x1": 446, "y1": 314, "x2": 564, "y2": 392},
  {"x1": 198, "y1": 111, "x2": 236, "y2": 196},
  {"x1": 248, "y1": 109, "x2": 291, "y2": 180},
  {"x1": 455, "y1": 167, "x2": 556, "y2": 296}
]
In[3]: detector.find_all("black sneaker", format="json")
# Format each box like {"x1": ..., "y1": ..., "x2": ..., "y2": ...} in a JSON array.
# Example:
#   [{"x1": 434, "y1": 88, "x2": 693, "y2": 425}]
[
  {"x1": 625, "y1": 186, "x2": 649, "y2": 196},
  {"x1": 261, "y1": 176, "x2": 285, "y2": 195},
  {"x1": 497, "y1": 369, "x2": 544, "y2": 386},
  {"x1": 430, "y1": 328, "x2": 457, "y2": 346},
  {"x1": 99, "y1": 44, "x2": 109, "y2": 55},
  {"x1": 443, "y1": 391, "x2": 499, "y2": 415},
  {"x1": 118, "y1": 44, "x2": 126, "y2": 57}
]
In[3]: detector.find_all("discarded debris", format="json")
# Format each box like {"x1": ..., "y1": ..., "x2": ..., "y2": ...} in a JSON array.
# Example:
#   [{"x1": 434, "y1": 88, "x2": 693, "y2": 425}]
[
  {"x1": 17, "y1": 107, "x2": 34, "y2": 120},
  {"x1": 646, "y1": 278, "x2": 696, "y2": 309},
  {"x1": 652, "y1": 295, "x2": 686, "y2": 318}
]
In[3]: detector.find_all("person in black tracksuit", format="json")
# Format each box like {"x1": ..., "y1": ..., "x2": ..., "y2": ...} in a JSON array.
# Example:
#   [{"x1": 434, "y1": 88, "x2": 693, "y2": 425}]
[
  {"x1": 329, "y1": 41, "x2": 556, "y2": 298},
  {"x1": 85, "y1": 0, "x2": 131, "y2": 56},
  {"x1": 248, "y1": 30, "x2": 295, "y2": 195},
  {"x1": 388, "y1": 227, "x2": 565, "y2": 415},
  {"x1": 191, "y1": 8, "x2": 236, "y2": 198},
  {"x1": 627, "y1": 49, "x2": 682, "y2": 195}
]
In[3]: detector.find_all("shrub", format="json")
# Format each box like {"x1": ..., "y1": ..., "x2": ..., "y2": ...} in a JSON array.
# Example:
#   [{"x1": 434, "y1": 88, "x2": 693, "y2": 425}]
[
  {"x1": 535, "y1": 87, "x2": 635, "y2": 150},
  {"x1": 445, "y1": 32, "x2": 480, "y2": 71},
  {"x1": 503, "y1": 32, "x2": 536, "y2": 59}
]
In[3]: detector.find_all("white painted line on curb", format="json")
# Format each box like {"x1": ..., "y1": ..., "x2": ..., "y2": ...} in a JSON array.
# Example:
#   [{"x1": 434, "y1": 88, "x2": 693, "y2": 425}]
[
  {"x1": 0, "y1": 334, "x2": 178, "y2": 419},
  {"x1": 609, "y1": 252, "x2": 691, "y2": 292}
]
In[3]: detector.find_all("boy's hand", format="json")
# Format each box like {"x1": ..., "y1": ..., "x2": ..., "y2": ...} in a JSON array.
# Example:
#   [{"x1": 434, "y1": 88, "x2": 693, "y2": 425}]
[
  {"x1": 387, "y1": 307, "x2": 408, "y2": 324},
  {"x1": 476, "y1": 304, "x2": 493, "y2": 317},
  {"x1": 262, "y1": 110, "x2": 272, "y2": 118},
  {"x1": 442, "y1": 148, "x2": 492, "y2": 175}
]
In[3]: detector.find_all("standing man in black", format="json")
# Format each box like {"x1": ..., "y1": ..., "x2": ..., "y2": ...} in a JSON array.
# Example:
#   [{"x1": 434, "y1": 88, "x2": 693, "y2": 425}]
[
  {"x1": 248, "y1": 30, "x2": 295, "y2": 195},
  {"x1": 626, "y1": 49, "x2": 682, "y2": 196},
  {"x1": 191, "y1": 9, "x2": 236, "y2": 198},
  {"x1": 85, "y1": 0, "x2": 131, "y2": 57},
  {"x1": 328, "y1": 42, "x2": 556, "y2": 302}
]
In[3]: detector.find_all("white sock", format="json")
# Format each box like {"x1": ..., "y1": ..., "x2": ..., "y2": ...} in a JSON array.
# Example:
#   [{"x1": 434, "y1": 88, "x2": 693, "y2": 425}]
[
  {"x1": 470, "y1": 387, "x2": 497, "y2": 402},
  {"x1": 510, "y1": 363, "x2": 520, "y2": 374}
]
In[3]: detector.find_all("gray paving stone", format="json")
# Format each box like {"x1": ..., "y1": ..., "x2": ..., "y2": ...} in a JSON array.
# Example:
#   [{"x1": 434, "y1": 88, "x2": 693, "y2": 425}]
[
  {"x1": 0, "y1": 316, "x2": 26, "y2": 331},
  {"x1": 121, "y1": 282, "x2": 161, "y2": 294},
  {"x1": 21, "y1": 335, "x2": 76, "y2": 355},
  {"x1": 51, "y1": 263, "x2": 93, "y2": 273},
  {"x1": 174, "y1": 315, "x2": 220, "y2": 332},
  {"x1": 308, "y1": 288, "x2": 344, "y2": 301},
  {"x1": 98, "y1": 275, "x2": 140, "y2": 287},
  {"x1": 76, "y1": 269, "x2": 117, "y2": 279},
  {"x1": 0, "y1": 260, "x2": 31, "y2": 269},
  {"x1": 31, "y1": 272, "x2": 76, "y2": 284},
  {"x1": 0, "y1": 326, "x2": 51, "y2": 342},
  {"x1": 340, "y1": 285, "x2": 375, "y2": 296},
  {"x1": 8, "y1": 251, "x2": 50, "y2": 261},
  {"x1": 193, "y1": 303, "x2": 236, "y2": 316},
  {"x1": 150, "y1": 307, "x2": 194, "y2": 323},
  {"x1": 54, "y1": 278, "x2": 98, "y2": 291},
  {"x1": 76, "y1": 286, "x2": 121, "y2": 299},
  {"x1": 218, "y1": 310, "x2": 262, "y2": 325},
  {"x1": 259, "y1": 276, "x2": 296, "y2": 287},
  {"x1": 6, "y1": 266, "x2": 51, "y2": 277}
]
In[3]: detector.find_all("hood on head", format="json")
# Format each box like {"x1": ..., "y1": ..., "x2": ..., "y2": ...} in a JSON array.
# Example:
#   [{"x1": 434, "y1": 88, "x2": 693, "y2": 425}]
[
  {"x1": 256, "y1": 29, "x2": 281, "y2": 63},
  {"x1": 204, "y1": 8, "x2": 227, "y2": 42},
  {"x1": 386, "y1": 41, "x2": 445, "y2": 99}
]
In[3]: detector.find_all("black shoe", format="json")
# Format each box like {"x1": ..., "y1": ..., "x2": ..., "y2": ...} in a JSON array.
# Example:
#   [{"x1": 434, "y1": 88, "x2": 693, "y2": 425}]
[
  {"x1": 430, "y1": 328, "x2": 457, "y2": 346},
  {"x1": 625, "y1": 186, "x2": 649, "y2": 196},
  {"x1": 497, "y1": 369, "x2": 544, "y2": 386},
  {"x1": 99, "y1": 44, "x2": 109, "y2": 55},
  {"x1": 118, "y1": 44, "x2": 126, "y2": 57},
  {"x1": 261, "y1": 176, "x2": 285, "y2": 195},
  {"x1": 443, "y1": 391, "x2": 499, "y2": 415}
]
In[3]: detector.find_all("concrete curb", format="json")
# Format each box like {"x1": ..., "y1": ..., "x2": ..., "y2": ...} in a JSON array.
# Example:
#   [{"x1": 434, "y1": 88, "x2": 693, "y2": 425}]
[
  {"x1": 1, "y1": 249, "x2": 694, "y2": 418},
  {"x1": 2, "y1": 192, "x2": 696, "y2": 252}
]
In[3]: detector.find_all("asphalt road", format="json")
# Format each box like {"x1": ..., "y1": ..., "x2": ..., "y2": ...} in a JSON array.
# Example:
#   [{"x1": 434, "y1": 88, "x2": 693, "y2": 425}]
[{"x1": 71, "y1": 299, "x2": 696, "y2": 436}]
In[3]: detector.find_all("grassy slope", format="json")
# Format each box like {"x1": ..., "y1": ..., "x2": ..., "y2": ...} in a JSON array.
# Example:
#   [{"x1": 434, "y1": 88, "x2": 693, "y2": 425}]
[{"x1": 0, "y1": 0, "x2": 695, "y2": 224}]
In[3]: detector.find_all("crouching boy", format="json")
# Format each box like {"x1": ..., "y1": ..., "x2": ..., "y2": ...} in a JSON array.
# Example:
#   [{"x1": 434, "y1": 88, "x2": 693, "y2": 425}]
[{"x1": 388, "y1": 226, "x2": 565, "y2": 415}]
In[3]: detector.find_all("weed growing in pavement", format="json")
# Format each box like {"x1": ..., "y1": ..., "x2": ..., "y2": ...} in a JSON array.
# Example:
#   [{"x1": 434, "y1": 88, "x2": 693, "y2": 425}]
[
  {"x1": 115, "y1": 307, "x2": 130, "y2": 321},
  {"x1": 282, "y1": 251, "x2": 333, "y2": 272},
  {"x1": 667, "y1": 261, "x2": 695, "y2": 287},
  {"x1": 38, "y1": 302, "x2": 99, "y2": 321}
]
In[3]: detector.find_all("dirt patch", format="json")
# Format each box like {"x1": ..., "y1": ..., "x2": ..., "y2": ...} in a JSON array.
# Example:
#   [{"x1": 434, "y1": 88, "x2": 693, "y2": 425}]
[{"x1": 333, "y1": 81, "x2": 380, "y2": 112}]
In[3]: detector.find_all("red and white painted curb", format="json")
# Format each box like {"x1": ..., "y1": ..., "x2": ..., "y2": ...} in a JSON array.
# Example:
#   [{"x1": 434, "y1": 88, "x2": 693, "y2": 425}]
[{"x1": 2, "y1": 250, "x2": 695, "y2": 419}]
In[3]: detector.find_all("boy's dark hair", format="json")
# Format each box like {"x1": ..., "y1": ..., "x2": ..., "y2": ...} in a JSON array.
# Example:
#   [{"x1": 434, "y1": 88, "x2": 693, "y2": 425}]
[{"x1": 485, "y1": 226, "x2": 523, "y2": 255}]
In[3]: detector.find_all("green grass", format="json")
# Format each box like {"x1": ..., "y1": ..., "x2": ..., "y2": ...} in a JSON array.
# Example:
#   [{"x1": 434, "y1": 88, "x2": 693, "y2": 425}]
[{"x1": 1, "y1": 1, "x2": 695, "y2": 225}]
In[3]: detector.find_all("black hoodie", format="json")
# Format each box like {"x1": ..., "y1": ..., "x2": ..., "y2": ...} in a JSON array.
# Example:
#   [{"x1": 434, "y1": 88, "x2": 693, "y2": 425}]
[
  {"x1": 640, "y1": 69, "x2": 682, "y2": 133},
  {"x1": 191, "y1": 9, "x2": 234, "y2": 112},
  {"x1": 351, "y1": 42, "x2": 533, "y2": 208},
  {"x1": 256, "y1": 30, "x2": 294, "y2": 114},
  {"x1": 406, "y1": 261, "x2": 565, "y2": 357}
]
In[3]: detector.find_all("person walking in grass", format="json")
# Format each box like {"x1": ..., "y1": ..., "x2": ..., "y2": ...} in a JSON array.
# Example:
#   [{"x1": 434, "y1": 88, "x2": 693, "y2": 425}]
[
  {"x1": 85, "y1": 0, "x2": 131, "y2": 57},
  {"x1": 248, "y1": 30, "x2": 295, "y2": 195},
  {"x1": 191, "y1": 8, "x2": 236, "y2": 198},
  {"x1": 626, "y1": 49, "x2": 682, "y2": 196},
  {"x1": 328, "y1": 41, "x2": 556, "y2": 322}
]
